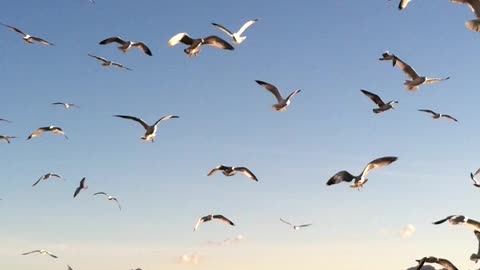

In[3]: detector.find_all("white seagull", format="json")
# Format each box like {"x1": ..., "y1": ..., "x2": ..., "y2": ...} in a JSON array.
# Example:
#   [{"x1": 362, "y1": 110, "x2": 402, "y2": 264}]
[
  {"x1": 255, "y1": 80, "x2": 301, "y2": 112},
  {"x1": 32, "y1": 173, "x2": 64, "y2": 187},
  {"x1": 114, "y1": 114, "x2": 179, "y2": 142},
  {"x1": 93, "y1": 192, "x2": 121, "y2": 210},
  {"x1": 207, "y1": 165, "x2": 258, "y2": 181},
  {"x1": 168, "y1": 33, "x2": 234, "y2": 57},
  {"x1": 415, "y1": 256, "x2": 459, "y2": 270},
  {"x1": 88, "y1": 54, "x2": 132, "y2": 70},
  {"x1": 52, "y1": 102, "x2": 80, "y2": 109},
  {"x1": 471, "y1": 168, "x2": 480, "y2": 187},
  {"x1": 211, "y1": 19, "x2": 258, "y2": 45},
  {"x1": 389, "y1": 0, "x2": 413, "y2": 10},
  {"x1": 450, "y1": 0, "x2": 480, "y2": 32},
  {"x1": 379, "y1": 52, "x2": 449, "y2": 91},
  {"x1": 27, "y1": 126, "x2": 68, "y2": 140},
  {"x1": 22, "y1": 250, "x2": 58, "y2": 258},
  {"x1": 73, "y1": 177, "x2": 87, "y2": 198},
  {"x1": 280, "y1": 218, "x2": 312, "y2": 230},
  {"x1": 326, "y1": 156, "x2": 398, "y2": 190},
  {"x1": 418, "y1": 109, "x2": 458, "y2": 122},
  {"x1": 360, "y1": 89, "x2": 398, "y2": 114},
  {"x1": 0, "y1": 136, "x2": 17, "y2": 144},
  {"x1": 194, "y1": 214, "x2": 235, "y2": 232},
  {"x1": 99, "y1": 37, "x2": 152, "y2": 56},
  {"x1": 1, "y1": 23, "x2": 54, "y2": 46}
]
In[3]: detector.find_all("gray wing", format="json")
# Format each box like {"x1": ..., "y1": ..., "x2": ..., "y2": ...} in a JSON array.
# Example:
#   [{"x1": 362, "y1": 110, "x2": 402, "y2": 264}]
[
  {"x1": 30, "y1": 36, "x2": 54, "y2": 46},
  {"x1": 418, "y1": 109, "x2": 437, "y2": 115},
  {"x1": 111, "y1": 62, "x2": 132, "y2": 71},
  {"x1": 99, "y1": 36, "x2": 126, "y2": 45},
  {"x1": 93, "y1": 192, "x2": 107, "y2": 196},
  {"x1": 441, "y1": 114, "x2": 458, "y2": 122},
  {"x1": 1, "y1": 23, "x2": 26, "y2": 36},
  {"x1": 132, "y1": 42, "x2": 152, "y2": 56},
  {"x1": 437, "y1": 258, "x2": 459, "y2": 270},
  {"x1": 298, "y1": 224, "x2": 313, "y2": 228},
  {"x1": 207, "y1": 165, "x2": 229, "y2": 176},
  {"x1": 212, "y1": 215, "x2": 235, "y2": 226},
  {"x1": 280, "y1": 218, "x2": 293, "y2": 226},
  {"x1": 255, "y1": 80, "x2": 284, "y2": 103},
  {"x1": 432, "y1": 215, "x2": 456, "y2": 225},
  {"x1": 112, "y1": 198, "x2": 122, "y2": 210},
  {"x1": 202, "y1": 36, "x2": 235, "y2": 50},
  {"x1": 22, "y1": 250, "x2": 41, "y2": 255},
  {"x1": 88, "y1": 54, "x2": 108, "y2": 63},
  {"x1": 451, "y1": 0, "x2": 480, "y2": 18},
  {"x1": 212, "y1": 23, "x2": 234, "y2": 36},
  {"x1": 326, "y1": 171, "x2": 355, "y2": 185},
  {"x1": 360, "y1": 89, "x2": 386, "y2": 107},
  {"x1": 360, "y1": 156, "x2": 398, "y2": 179},
  {"x1": 32, "y1": 175, "x2": 44, "y2": 187},
  {"x1": 234, "y1": 167, "x2": 258, "y2": 181},
  {"x1": 394, "y1": 56, "x2": 420, "y2": 80},
  {"x1": 415, "y1": 257, "x2": 427, "y2": 270},
  {"x1": 114, "y1": 115, "x2": 149, "y2": 130},
  {"x1": 153, "y1": 115, "x2": 180, "y2": 126}
]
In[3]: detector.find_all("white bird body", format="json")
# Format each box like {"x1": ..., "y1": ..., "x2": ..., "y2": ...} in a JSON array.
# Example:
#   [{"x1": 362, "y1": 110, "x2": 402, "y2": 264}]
[
  {"x1": 114, "y1": 115, "x2": 179, "y2": 142},
  {"x1": 255, "y1": 80, "x2": 301, "y2": 112},
  {"x1": 211, "y1": 19, "x2": 258, "y2": 45}
]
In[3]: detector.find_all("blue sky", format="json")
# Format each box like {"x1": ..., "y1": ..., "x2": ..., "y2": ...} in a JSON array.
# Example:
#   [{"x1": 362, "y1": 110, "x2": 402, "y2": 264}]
[{"x1": 1, "y1": 0, "x2": 480, "y2": 269}]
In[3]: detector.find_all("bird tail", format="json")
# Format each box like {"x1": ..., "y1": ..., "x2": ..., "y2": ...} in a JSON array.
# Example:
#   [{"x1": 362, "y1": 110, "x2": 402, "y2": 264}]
[{"x1": 466, "y1": 19, "x2": 480, "y2": 32}]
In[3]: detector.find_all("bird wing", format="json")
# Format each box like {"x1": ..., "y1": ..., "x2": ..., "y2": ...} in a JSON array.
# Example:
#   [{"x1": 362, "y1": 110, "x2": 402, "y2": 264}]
[
  {"x1": 93, "y1": 192, "x2": 108, "y2": 196},
  {"x1": 193, "y1": 217, "x2": 204, "y2": 231},
  {"x1": 415, "y1": 257, "x2": 427, "y2": 270},
  {"x1": 298, "y1": 224, "x2": 313, "y2": 227},
  {"x1": 73, "y1": 186, "x2": 82, "y2": 198},
  {"x1": 234, "y1": 167, "x2": 258, "y2": 181},
  {"x1": 471, "y1": 171, "x2": 480, "y2": 185},
  {"x1": 474, "y1": 168, "x2": 480, "y2": 178},
  {"x1": 213, "y1": 215, "x2": 235, "y2": 226},
  {"x1": 30, "y1": 36, "x2": 54, "y2": 46},
  {"x1": 114, "y1": 115, "x2": 149, "y2": 130},
  {"x1": 255, "y1": 80, "x2": 284, "y2": 103},
  {"x1": 237, "y1": 19, "x2": 258, "y2": 35},
  {"x1": 394, "y1": 57, "x2": 420, "y2": 80},
  {"x1": 360, "y1": 156, "x2": 398, "y2": 179},
  {"x1": 207, "y1": 165, "x2": 228, "y2": 176},
  {"x1": 418, "y1": 109, "x2": 437, "y2": 116},
  {"x1": 22, "y1": 250, "x2": 41, "y2": 255},
  {"x1": 68, "y1": 265, "x2": 73, "y2": 270},
  {"x1": 451, "y1": 0, "x2": 480, "y2": 18},
  {"x1": 211, "y1": 23, "x2": 234, "y2": 36},
  {"x1": 0, "y1": 119, "x2": 12, "y2": 123},
  {"x1": 280, "y1": 218, "x2": 293, "y2": 226},
  {"x1": 326, "y1": 171, "x2": 356, "y2": 185},
  {"x1": 32, "y1": 175, "x2": 44, "y2": 187},
  {"x1": 52, "y1": 102, "x2": 66, "y2": 106},
  {"x1": 399, "y1": 0, "x2": 412, "y2": 10},
  {"x1": 99, "y1": 37, "x2": 126, "y2": 45},
  {"x1": 424, "y1": 77, "x2": 450, "y2": 84},
  {"x1": 441, "y1": 114, "x2": 458, "y2": 122},
  {"x1": 360, "y1": 89, "x2": 386, "y2": 107},
  {"x1": 132, "y1": 42, "x2": 152, "y2": 56},
  {"x1": 47, "y1": 252, "x2": 58, "y2": 258},
  {"x1": 153, "y1": 115, "x2": 180, "y2": 126},
  {"x1": 50, "y1": 173, "x2": 63, "y2": 179},
  {"x1": 88, "y1": 54, "x2": 108, "y2": 63},
  {"x1": 432, "y1": 215, "x2": 456, "y2": 225},
  {"x1": 437, "y1": 258, "x2": 459, "y2": 270},
  {"x1": 112, "y1": 198, "x2": 122, "y2": 210},
  {"x1": 168, "y1": 33, "x2": 193, "y2": 46},
  {"x1": 111, "y1": 62, "x2": 132, "y2": 71},
  {"x1": 202, "y1": 36, "x2": 235, "y2": 50},
  {"x1": 27, "y1": 127, "x2": 48, "y2": 139},
  {"x1": 1, "y1": 23, "x2": 26, "y2": 36},
  {"x1": 285, "y1": 90, "x2": 301, "y2": 102}
]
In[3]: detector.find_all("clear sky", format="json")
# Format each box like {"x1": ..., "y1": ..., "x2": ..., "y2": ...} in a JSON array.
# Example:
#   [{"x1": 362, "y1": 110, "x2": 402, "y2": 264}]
[{"x1": 1, "y1": 0, "x2": 480, "y2": 269}]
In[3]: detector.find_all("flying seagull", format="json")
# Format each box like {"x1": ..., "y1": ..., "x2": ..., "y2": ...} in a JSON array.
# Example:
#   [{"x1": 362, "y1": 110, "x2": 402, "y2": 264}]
[
  {"x1": 52, "y1": 102, "x2": 79, "y2": 109},
  {"x1": 280, "y1": 218, "x2": 312, "y2": 230},
  {"x1": 114, "y1": 115, "x2": 179, "y2": 142},
  {"x1": 168, "y1": 33, "x2": 234, "y2": 57},
  {"x1": 389, "y1": 0, "x2": 413, "y2": 10},
  {"x1": 379, "y1": 52, "x2": 449, "y2": 91},
  {"x1": 418, "y1": 109, "x2": 458, "y2": 122},
  {"x1": 32, "y1": 173, "x2": 64, "y2": 187},
  {"x1": 449, "y1": 0, "x2": 480, "y2": 32},
  {"x1": 194, "y1": 214, "x2": 235, "y2": 231},
  {"x1": 326, "y1": 156, "x2": 398, "y2": 189},
  {"x1": 1, "y1": 23, "x2": 54, "y2": 46},
  {"x1": 415, "y1": 256, "x2": 458, "y2": 270},
  {"x1": 99, "y1": 37, "x2": 152, "y2": 56},
  {"x1": 471, "y1": 168, "x2": 480, "y2": 187},
  {"x1": 211, "y1": 19, "x2": 258, "y2": 45},
  {"x1": 22, "y1": 250, "x2": 58, "y2": 258},
  {"x1": 255, "y1": 80, "x2": 301, "y2": 112},
  {"x1": 27, "y1": 126, "x2": 68, "y2": 140},
  {"x1": 73, "y1": 177, "x2": 87, "y2": 198},
  {"x1": 88, "y1": 54, "x2": 132, "y2": 70},
  {"x1": 93, "y1": 192, "x2": 121, "y2": 210},
  {"x1": 0, "y1": 136, "x2": 17, "y2": 144},
  {"x1": 360, "y1": 89, "x2": 398, "y2": 113},
  {"x1": 207, "y1": 165, "x2": 258, "y2": 182}
]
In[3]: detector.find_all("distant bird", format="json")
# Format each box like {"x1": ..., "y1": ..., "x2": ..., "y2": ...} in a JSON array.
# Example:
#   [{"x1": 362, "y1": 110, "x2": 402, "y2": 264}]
[
  {"x1": 326, "y1": 156, "x2": 398, "y2": 189},
  {"x1": 194, "y1": 214, "x2": 235, "y2": 231},
  {"x1": 211, "y1": 19, "x2": 258, "y2": 45},
  {"x1": 22, "y1": 250, "x2": 58, "y2": 258},
  {"x1": 0, "y1": 118, "x2": 12, "y2": 123},
  {"x1": 27, "y1": 126, "x2": 68, "y2": 140},
  {"x1": 0, "y1": 136, "x2": 17, "y2": 144},
  {"x1": 207, "y1": 165, "x2": 258, "y2": 182},
  {"x1": 52, "y1": 102, "x2": 79, "y2": 109},
  {"x1": 32, "y1": 173, "x2": 64, "y2": 187},
  {"x1": 93, "y1": 192, "x2": 121, "y2": 210},
  {"x1": 99, "y1": 37, "x2": 152, "y2": 56},
  {"x1": 114, "y1": 115, "x2": 179, "y2": 142},
  {"x1": 415, "y1": 256, "x2": 458, "y2": 270},
  {"x1": 360, "y1": 89, "x2": 398, "y2": 113},
  {"x1": 379, "y1": 52, "x2": 449, "y2": 91},
  {"x1": 73, "y1": 177, "x2": 87, "y2": 198},
  {"x1": 471, "y1": 168, "x2": 480, "y2": 187},
  {"x1": 279, "y1": 218, "x2": 312, "y2": 230},
  {"x1": 418, "y1": 109, "x2": 458, "y2": 122},
  {"x1": 389, "y1": 0, "x2": 413, "y2": 10},
  {"x1": 449, "y1": 0, "x2": 480, "y2": 32},
  {"x1": 88, "y1": 54, "x2": 132, "y2": 70},
  {"x1": 1, "y1": 23, "x2": 54, "y2": 46},
  {"x1": 168, "y1": 33, "x2": 234, "y2": 57},
  {"x1": 255, "y1": 80, "x2": 301, "y2": 112}
]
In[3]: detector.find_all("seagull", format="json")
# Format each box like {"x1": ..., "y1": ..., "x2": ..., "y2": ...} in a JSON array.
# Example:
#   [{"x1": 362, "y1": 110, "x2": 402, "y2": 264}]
[
  {"x1": 0, "y1": 136, "x2": 17, "y2": 144},
  {"x1": 255, "y1": 80, "x2": 301, "y2": 112},
  {"x1": 93, "y1": 192, "x2": 121, "y2": 210},
  {"x1": 418, "y1": 109, "x2": 458, "y2": 122},
  {"x1": 73, "y1": 177, "x2": 87, "y2": 198},
  {"x1": 207, "y1": 165, "x2": 258, "y2": 181},
  {"x1": 113, "y1": 115, "x2": 179, "y2": 142},
  {"x1": 1, "y1": 23, "x2": 54, "y2": 46},
  {"x1": 211, "y1": 19, "x2": 258, "y2": 45},
  {"x1": 471, "y1": 168, "x2": 480, "y2": 187},
  {"x1": 279, "y1": 218, "x2": 312, "y2": 230},
  {"x1": 415, "y1": 256, "x2": 459, "y2": 270},
  {"x1": 168, "y1": 33, "x2": 234, "y2": 57},
  {"x1": 389, "y1": 0, "x2": 413, "y2": 10},
  {"x1": 22, "y1": 250, "x2": 58, "y2": 258},
  {"x1": 379, "y1": 52, "x2": 449, "y2": 91},
  {"x1": 27, "y1": 126, "x2": 68, "y2": 140},
  {"x1": 360, "y1": 89, "x2": 398, "y2": 113},
  {"x1": 326, "y1": 156, "x2": 398, "y2": 189},
  {"x1": 99, "y1": 37, "x2": 152, "y2": 56},
  {"x1": 194, "y1": 214, "x2": 235, "y2": 231},
  {"x1": 0, "y1": 118, "x2": 12, "y2": 123},
  {"x1": 450, "y1": 0, "x2": 480, "y2": 32},
  {"x1": 88, "y1": 54, "x2": 132, "y2": 71},
  {"x1": 52, "y1": 102, "x2": 80, "y2": 109},
  {"x1": 32, "y1": 173, "x2": 64, "y2": 187}
]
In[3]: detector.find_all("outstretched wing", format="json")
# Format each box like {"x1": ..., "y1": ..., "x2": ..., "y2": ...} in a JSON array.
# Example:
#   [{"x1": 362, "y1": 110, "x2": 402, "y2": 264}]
[
  {"x1": 211, "y1": 23, "x2": 234, "y2": 36},
  {"x1": 93, "y1": 192, "x2": 107, "y2": 196},
  {"x1": 255, "y1": 80, "x2": 283, "y2": 103},
  {"x1": 237, "y1": 19, "x2": 258, "y2": 36},
  {"x1": 168, "y1": 33, "x2": 194, "y2": 46},
  {"x1": 451, "y1": 0, "x2": 480, "y2": 19},
  {"x1": 88, "y1": 54, "x2": 108, "y2": 63},
  {"x1": 442, "y1": 114, "x2": 458, "y2": 122},
  {"x1": 112, "y1": 198, "x2": 122, "y2": 210},
  {"x1": 360, "y1": 156, "x2": 398, "y2": 179},
  {"x1": 280, "y1": 218, "x2": 293, "y2": 226},
  {"x1": 360, "y1": 89, "x2": 386, "y2": 107},
  {"x1": 418, "y1": 109, "x2": 437, "y2": 116},
  {"x1": 22, "y1": 250, "x2": 41, "y2": 255},
  {"x1": 234, "y1": 167, "x2": 258, "y2": 181},
  {"x1": 99, "y1": 36, "x2": 126, "y2": 45},
  {"x1": 202, "y1": 36, "x2": 235, "y2": 50},
  {"x1": 111, "y1": 62, "x2": 132, "y2": 71},
  {"x1": 114, "y1": 115, "x2": 149, "y2": 130},
  {"x1": 132, "y1": 42, "x2": 152, "y2": 56},
  {"x1": 207, "y1": 165, "x2": 229, "y2": 176},
  {"x1": 153, "y1": 115, "x2": 180, "y2": 126},
  {"x1": 30, "y1": 36, "x2": 54, "y2": 46},
  {"x1": 213, "y1": 215, "x2": 235, "y2": 226},
  {"x1": 394, "y1": 56, "x2": 420, "y2": 80},
  {"x1": 1, "y1": 23, "x2": 26, "y2": 36},
  {"x1": 298, "y1": 224, "x2": 313, "y2": 228},
  {"x1": 432, "y1": 215, "x2": 457, "y2": 225},
  {"x1": 32, "y1": 175, "x2": 44, "y2": 187},
  {"x1": 326, "y1": 171, "x2": 355, "y2": 185}
]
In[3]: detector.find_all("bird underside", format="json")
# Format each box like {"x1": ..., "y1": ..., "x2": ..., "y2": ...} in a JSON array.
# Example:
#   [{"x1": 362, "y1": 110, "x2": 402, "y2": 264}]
[
  {"x1": 272, "y1": 103, "x2": 288, "y2": 112},
  {"x1": 349, "y1": 179, "x2": 368, "y2": 190}
]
